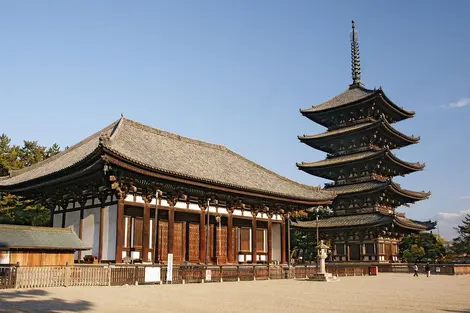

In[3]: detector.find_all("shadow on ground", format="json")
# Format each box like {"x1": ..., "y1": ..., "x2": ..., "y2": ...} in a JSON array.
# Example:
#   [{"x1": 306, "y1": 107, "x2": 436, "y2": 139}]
[
  {"x1": 441, "y1": 310, "x2": 470, "y2": 313},
  {"x1": 0, "y1": 289, "x2": 92, "y2": 312}
]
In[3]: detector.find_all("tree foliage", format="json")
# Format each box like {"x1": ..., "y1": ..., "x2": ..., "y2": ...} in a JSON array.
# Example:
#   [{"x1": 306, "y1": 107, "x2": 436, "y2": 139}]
[
  {"x1": 290, "y1": 207, "x2": 333, "y2": 263},
  {"x1": 451, "y1": 214, "x2": 470, "y2": 258},
  {"x1": 0, "y1": 134, "x2": 61, "y2": 226},
  {"x1": 399, "y1": 232, "x2": 446, "y2": 263}
]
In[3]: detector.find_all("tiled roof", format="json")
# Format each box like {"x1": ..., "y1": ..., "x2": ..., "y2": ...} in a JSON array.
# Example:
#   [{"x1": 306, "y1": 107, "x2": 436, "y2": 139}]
[
  {"x1": 326, "y1": 180, "x2": 388, "y2": 194},
  {"x1": 299, "y1": 122, "x2": 373, "y2": 140},
  {"x1": 325, "y1": 180, "x2": 430, "y2": 200},
  {"x1": 297, "y1": 150, "x2": 425, "y2": 171},
  {"x1": 0, "y1": 118, "x2": 335, "y2": 202},
  {"x1": 395, "y1": 216, "x2": 436, "y2": 231},
  {"x1": 292, "y1": 213, "x2": 391, "y2": 229},
  {"x1": 0, "y1": 224, "x2": 90, "y2": 250},
  {"x1": 292, "y1": 212, "x2": 434, "y2": 231},
  {"x1": 299, "y1": 117, "x2": 420, "y2": 144},
  {"x1": 301, "y1": 86, "x2": 377, "y2": 113},
  {"x1": 298, "y1": 151, "x2": 378, "y2": 167}
]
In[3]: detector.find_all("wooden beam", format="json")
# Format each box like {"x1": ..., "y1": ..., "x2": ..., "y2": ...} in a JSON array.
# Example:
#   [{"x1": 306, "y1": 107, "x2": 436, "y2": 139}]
[
  {"x1": 168, "y1": 206, "x2": 175, "y2": 255},
  {"x1": 199, "y1": 207, "x2": 206, "y2": 263},
  {"x1": 267, "y1": 213, "x2": 272, "y2": 264},
  {"x1": 251, "y1": 211, "x2": 257, "y2": 264},
  {"x1": 227, "y1": 209, "x2": 234, "y2": 264}
]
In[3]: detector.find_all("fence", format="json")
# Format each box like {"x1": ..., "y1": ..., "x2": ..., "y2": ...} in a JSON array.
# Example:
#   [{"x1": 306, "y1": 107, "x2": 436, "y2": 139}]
[{"x1": 1, "y1": 263, "x2": 469, "y2": 290}]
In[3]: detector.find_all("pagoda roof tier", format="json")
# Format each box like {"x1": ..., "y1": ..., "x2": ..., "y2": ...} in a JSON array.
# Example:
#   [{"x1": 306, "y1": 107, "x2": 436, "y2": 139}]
[
  {"x1": 291, "y1": 212, "x2": 435, "y2": 231},
  {"x1": 300, "y1": 86, "x2": 415, "y2": 128},
  {"x1": 298, "y1": 117, "x2": 420, "y2": 154},
  {"x1": 297, "y1": 149, "x2": 425, "y2": 180},
  {"x1": 0, "y1": 117, "x2": 335, "y2": 203},
  {"x1": 325, "y1": 180, "x2": 431, "y2": 202}
]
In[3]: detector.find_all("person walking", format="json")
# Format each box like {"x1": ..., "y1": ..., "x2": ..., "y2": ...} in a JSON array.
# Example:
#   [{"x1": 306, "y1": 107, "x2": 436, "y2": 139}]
[
  {"x1": 425, "y1": 262, "x2": 431, "y2": 277},
  {"x1": 413, "y1": 263, "x2": 419, "y2": 277}
]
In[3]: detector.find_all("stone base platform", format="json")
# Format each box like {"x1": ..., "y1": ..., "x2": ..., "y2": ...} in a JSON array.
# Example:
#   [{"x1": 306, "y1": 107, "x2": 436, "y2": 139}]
[{"x1": 307, "y1": 273, "x2": 340, "y2": 282}]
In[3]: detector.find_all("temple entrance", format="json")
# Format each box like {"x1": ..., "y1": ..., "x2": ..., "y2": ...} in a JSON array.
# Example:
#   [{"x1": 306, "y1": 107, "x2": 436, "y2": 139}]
[{"x1": 349, "y1": 243, "x2": 361, "y2": 261}]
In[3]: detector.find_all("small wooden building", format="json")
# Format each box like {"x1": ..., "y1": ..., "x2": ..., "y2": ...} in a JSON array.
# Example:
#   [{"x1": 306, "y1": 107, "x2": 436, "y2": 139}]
[{"x1": 0, "y1": 224, "x2": 90, "y2": 266}]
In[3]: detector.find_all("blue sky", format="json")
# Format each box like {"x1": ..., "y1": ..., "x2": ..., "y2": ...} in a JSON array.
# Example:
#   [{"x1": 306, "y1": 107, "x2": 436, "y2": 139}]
[{"x1": 1, "y1": 1, "x2": 469, "y2": 240}]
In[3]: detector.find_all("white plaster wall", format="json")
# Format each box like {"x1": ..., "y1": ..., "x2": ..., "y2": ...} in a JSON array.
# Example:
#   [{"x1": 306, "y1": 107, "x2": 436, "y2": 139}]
[
  {"x1": 65, "y1": 211, "x2": 80, "y2": 234},
  {"x1": 103, "y1": 204, "x2": 117, "y2": 261},
  {"x1": 82, "y1": 207, "x2": 100, "y2": 258},
  {"x1": 188, "y1": 203, "x2": 200, "y2": 211},
  {"x1": 53, "y1": 213, "x2": 62, "y2": 228},
  {"x1": 272, "y1": 223, "x2": 281, "y2": 263},
  {"x1": 65, "y1": 210, "x2": 80, "y2": 260}
]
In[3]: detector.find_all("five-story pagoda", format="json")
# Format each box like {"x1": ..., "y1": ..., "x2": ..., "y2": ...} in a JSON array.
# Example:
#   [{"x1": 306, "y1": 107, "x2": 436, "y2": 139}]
[{"x1": 293, "y1": 21, "x2": 435, "y2": 263}]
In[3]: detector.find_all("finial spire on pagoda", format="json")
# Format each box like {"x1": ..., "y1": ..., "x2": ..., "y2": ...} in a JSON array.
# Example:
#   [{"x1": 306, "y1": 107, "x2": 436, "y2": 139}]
[{"x1": 350, "y1": 20, "x2": 363, "y2": 89}]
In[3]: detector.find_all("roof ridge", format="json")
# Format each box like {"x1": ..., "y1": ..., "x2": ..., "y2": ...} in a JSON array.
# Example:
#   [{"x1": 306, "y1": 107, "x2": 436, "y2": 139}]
[
  {"x1": 0, "y1": 224, "x2": 73, "y2": 232},
  {"x1": 123, "y1": 118, "x2": 228, "y2": 151},
  {"x1": 7, "y1": 119, "x2": 119, "y2": 178},
  {"x1": 224, "y1": 148, "x2": 326, "y2": 193}
]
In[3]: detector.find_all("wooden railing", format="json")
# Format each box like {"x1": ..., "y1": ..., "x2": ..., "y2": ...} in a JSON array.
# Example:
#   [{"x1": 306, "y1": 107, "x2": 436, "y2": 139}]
[
  {"x1": 1, "y1": 263, "x2": 469, "y2": 289},
  {"x1": 0, "y1": 265, "x2": 17, "y2": 289}
]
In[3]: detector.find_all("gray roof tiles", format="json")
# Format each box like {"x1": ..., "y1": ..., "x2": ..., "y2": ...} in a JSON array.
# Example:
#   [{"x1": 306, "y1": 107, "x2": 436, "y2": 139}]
[
  {"x1": 0, "y1": 118, "x2": 334, "y2": 202},
  {"x1": 0, "y1": 224, "x2": 90, "y2": 250},
  {"x1": 301, "y1": 87, "x2": 376, "y2": 113}
]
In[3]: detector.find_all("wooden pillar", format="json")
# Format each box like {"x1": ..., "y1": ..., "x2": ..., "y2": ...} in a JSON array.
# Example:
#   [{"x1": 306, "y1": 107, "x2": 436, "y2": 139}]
[
  {"x1": 281, "y1": 215, "x2": 287, "y2": 264},
  {"x1": 199, "y1": 202, "x2": 206, "y2": 263},
  {"x1": 168, "y1": 206, "x2": 175, "y2": 254},
  {"x1": 142, "y1": 197, "x2": 151, "y2": 262},
  {"x1": 115, "y1": 197, "x2": 125, "y2": 263},
  {"x1": 251, "y1": 210, "x2": 257, "y2": 265},
  {"x1": 167, "y1": 195, "x2": 178, "y2": 256},
  {"x1": 227, "y1": 208, "x2": 234, "y2": 264},
  {"x1": 99, "y1": 204, "x2": 105, "y2": 262},
  {"x1": 267, "y1": 213, "x2": 273, "y2": 264}
]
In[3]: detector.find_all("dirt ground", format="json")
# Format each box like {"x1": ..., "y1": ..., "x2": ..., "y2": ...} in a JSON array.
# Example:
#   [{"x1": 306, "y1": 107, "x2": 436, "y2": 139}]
[{"x1": 0, "y1": 274, "x2": 469, "y2": 313}]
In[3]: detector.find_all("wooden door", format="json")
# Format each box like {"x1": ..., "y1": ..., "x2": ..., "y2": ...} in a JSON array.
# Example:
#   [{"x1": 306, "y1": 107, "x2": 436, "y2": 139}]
[
  {"x1": 173, "y1": 222, "x2": 185, "y2": 264},
  {"x1": 216, "y1": 226, "x2": 227, "y2": 264},
  {"x1": 189, "y1": 223, "x2": 200, "y2": 263},
  {"x1": 158, "y1": 221, "x2": 168, "y2": 262}
]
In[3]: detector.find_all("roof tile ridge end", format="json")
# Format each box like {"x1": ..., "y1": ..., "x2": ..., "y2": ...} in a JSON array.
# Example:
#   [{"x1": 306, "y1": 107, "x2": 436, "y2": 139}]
[
  {"x1": 124, "y1": 118, "x2": 227, "y2": 151},
  {"x1": 9, "y1": 119, "x2": 119, "y2": 177}
]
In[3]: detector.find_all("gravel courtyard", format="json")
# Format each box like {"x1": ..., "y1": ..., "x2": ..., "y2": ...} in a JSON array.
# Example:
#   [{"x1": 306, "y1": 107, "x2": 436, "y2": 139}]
[{"x1": 0, "y1": 274, "x2": 469, "y2": 313}]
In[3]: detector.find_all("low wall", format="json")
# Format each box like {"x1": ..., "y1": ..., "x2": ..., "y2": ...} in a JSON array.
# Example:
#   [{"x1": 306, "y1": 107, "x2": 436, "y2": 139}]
[{"x1": 1, "y1": 263, "x2": 469, "y2": 289}]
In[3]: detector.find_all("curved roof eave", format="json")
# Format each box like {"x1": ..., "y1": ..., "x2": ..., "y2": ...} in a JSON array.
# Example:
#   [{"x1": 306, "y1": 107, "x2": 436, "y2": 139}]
[
  {"x1": 378, "y1": 91, "x2": 415, "y2": 118},
  {"x1": 103, "y1": 148, "x2": 335, "y2": 204}
]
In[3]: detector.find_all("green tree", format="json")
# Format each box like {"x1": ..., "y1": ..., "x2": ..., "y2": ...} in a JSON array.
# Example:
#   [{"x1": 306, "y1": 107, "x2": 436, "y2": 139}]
[
  {"x1": 451, "y1": 214, "x2": 470, "y2": 258},
  {"x1": 290, "y1": 207, "x2": 333, "y2": 263},
  {"x1": 0, "y1": 134, "x2": 61, "y2": 226},
  {"x1": 399, "y1": 232, "x2": 446, "y2": 263}
]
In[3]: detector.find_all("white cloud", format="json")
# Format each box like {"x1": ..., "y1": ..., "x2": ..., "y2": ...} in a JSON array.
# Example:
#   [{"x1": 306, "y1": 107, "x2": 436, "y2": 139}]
[
  {"x1": 460, "y1": 196, "x2": 470, "y2": 199},
  {"x1": 436, "y1": 209, "x2": 470, "y2": 240},
  {"x1": 443, "y1": 97, "x2": 470, "y2": 109}
]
